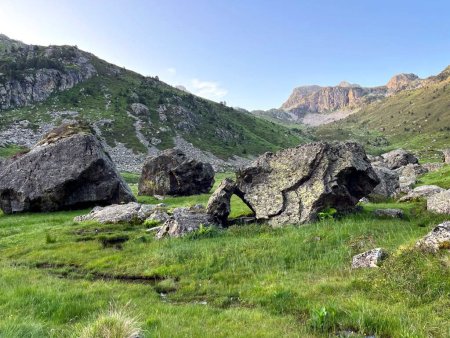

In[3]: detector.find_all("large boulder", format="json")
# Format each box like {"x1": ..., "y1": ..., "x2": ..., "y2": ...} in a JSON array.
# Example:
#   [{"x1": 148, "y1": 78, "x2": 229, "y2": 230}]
[
  {"x1": 74, "y1": 202, "x2": 160, "y2": 224},
  {"x1": 416, "y1": 222, "x2": 450, "y2": 253},
  {"x1": 155, "y1": 207, "x2": 216, "y2": 239},
  {"x1": 381, "y1": 149, "x2": 418, "y2": 170},
  {"x1": 398, "y1": 185, "x2": 445, "y2": 202},
  {"x1": 0, "y1": 123, "x2": 135, "y2": 214},
  {"x1": 138, "y1": 149, "x2": 214, "y2": 196},
  {"x1": 427, "y1": 190, "x2": 450, "y2": 214},
  {"x1": 371, "y1": 166, "x2": 400, "y2": 198},
  {"x1": 235, "y1": 142, "x2": 379, "y2": 226},
  {"x1": 206, "y1": 178, "x2": 241, "y2": 225}
]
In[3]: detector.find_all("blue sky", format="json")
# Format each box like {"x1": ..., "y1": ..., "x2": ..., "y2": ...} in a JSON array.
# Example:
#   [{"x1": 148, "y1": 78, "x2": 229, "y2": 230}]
[{"x1": 1, "y1": 0, "x2": 449, "y2": 110}]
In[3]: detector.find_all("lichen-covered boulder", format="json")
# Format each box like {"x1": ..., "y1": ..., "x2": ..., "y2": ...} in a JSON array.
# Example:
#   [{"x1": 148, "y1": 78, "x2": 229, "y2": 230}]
[
  {"x1": 398, "y1": 185, "x2": 445, "y2": 202},
  {"x1": 442, "y1": 149, "x2": 450, "y2": 164},
  {"x1": 206, "y1": 178, "x2": 243, "y2": 225},
  {"x1": 416, "y1": 222, "x2": 450, "y2": 253},
  {"x1": 427, "y1": 190, "x2": 450, "y2": 214},
  {"x1": 0, "y1": 122, "x2": 135, "y2": 214},
  {"x1": 74, "y1": 202, "x2": 160, "y2": 224},
  {"x1": 422, "y1": 162, "x2": 444, "y2": 172},
  {"x1": 138, "y1": 149, "x2": 214, "y2": 196},
  {"x1": 155, "y1": 207, "x2": 216, "y2": 239},
  {"x1": 396, "y1": 164, "x2": 427, "y2": 193},
  {"x1": 352, "y1": 248, "x2": 386, "y2": 269},
  {"x1": 371, "y1": 166, "x2": 400, "y2": 198},
  {"x1": 381, "y1": 149, "x2": 418, "y2": 170},
  {"x1": 236, "y1": 142, "x2": 379, "y2": 226}
]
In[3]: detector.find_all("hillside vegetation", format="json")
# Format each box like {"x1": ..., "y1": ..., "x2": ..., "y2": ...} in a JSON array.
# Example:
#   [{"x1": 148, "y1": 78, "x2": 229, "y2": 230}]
[
  {"x1": 316, "y1": 67, "x2": 450, "y2": 161},
  {"x1": 0, "y1": 35, "x2": 306, "y2": 161}
]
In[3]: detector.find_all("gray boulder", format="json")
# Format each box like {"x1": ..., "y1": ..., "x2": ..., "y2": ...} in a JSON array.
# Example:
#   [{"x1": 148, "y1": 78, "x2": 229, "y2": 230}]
[
  {"x1": 138, "y1": 149, "x2": 215, "y2": 196},
  {"x1": 206, "y1": 178, "x2": 242, "y2": 225},
  {"x1": 427, "y1": 190, "x2": 450, "y2": 214},
  {"x1": 236, "y1": 142, "x2": 379, "y2": 226},
  {"x1": 155, "y1": 207, "x2": 216, "y2": 239},
  {"x1": 381, "y1": 149, "x2": 418, "y2": 170},
  {"x1": 398, "y1": 185, "x2": 445, "y2": 202},
  {"x1": 396, "y1": 164, "x2": 427, "y2": 193},
  {"x1": 352, "y1": 248, "x2": 387, "y2": 269},
  {"x1": 422, "y1": 162, "x2": 444, "y2": 172},
  {"x1": 0, "y1": 123, "x2": 135, "y2": 214},
  {"x1": 130, "y1": 103, "x2": 149, "y2": 117},
  {"x1": 416, "y1": 222, "x2": 450, "y2": 253},
  {"x1": 74, "y1": 202, "x2": 160, "y2": 224},
  {"x1": 373, "y1": 208, "x2": 404, "y2": 219},
  {"x1": 371, "y1": 166, "x2": 400, "y2": 198}
]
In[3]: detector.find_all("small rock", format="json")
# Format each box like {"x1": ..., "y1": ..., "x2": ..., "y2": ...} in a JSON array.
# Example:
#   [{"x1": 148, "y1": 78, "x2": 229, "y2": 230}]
[
  {"x1": 422, "y1": 162, "x2": 444, "y2": 172},
  {"x1": 416, "y1": 222, "x2": 450, "y2": 253},
  {"x1": 207, "y1": 178, "x2": 238, "y2": 225},
  {"x1": 352, "y1": 248, "x2": 387, "y2": 269},
  {"x1": 442, "y1": 149, "x2": 450, "y2": 163},
  {"x1": 373, "y1": 209, "x2": 404, "y2": 218}
]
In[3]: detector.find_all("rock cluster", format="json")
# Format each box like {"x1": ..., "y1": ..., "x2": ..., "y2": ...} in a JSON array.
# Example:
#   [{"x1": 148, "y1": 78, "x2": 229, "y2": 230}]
[
  {"x1": 0, "y1": 122, "x2": 135, "y2": 214},
  {"x1": 138, "y1": 149, "x2": 215, "y2": 196}
]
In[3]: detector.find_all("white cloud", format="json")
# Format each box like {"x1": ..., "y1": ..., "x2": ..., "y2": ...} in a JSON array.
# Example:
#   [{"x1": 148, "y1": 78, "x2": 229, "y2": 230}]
[
  {"x1": 167, "y1": 67, "x2": 176, "y2": 75},
  {"x1": 190, "y1": 78, "x2": 228, "y2": 101}
]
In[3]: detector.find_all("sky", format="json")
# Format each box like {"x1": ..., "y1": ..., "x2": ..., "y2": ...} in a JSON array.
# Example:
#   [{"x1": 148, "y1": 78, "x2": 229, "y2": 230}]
[{"x1": 1, "y1": 0, "x2": 449, "y2": 110}]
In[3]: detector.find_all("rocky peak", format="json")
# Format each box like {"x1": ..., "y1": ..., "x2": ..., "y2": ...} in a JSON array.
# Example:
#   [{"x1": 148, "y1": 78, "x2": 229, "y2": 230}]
[
  {"x1": 338, "y1": 81, "x2": 360, "y2": 88},
  {"x1": 386, "y1": 73, "x2": 420, "y2": 92}
]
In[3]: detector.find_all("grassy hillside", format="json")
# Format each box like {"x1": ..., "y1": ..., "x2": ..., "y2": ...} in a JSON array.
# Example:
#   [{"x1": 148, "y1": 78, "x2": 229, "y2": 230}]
[
  {"x1": 0, "y1": 36, "x2": 307, "y2": 160},
  {"x1": 315, "y1": 68, "x2": 450, "y2": 161},
  {"x1": 0, "y1": 171, "x2": 449, "y2": 337}
]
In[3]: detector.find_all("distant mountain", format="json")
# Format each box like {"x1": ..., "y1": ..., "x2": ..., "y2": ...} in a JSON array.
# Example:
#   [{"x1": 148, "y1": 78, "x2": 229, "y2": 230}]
[
  {"x1": 255, "y1": 72, "x2": 426, "y2": 125},
  {"x1": 0, "y1": 35, "x2": 304, "y2": 172},
  {"x1": 316, "y1": 65, "x2": 450, "y2": 160}
]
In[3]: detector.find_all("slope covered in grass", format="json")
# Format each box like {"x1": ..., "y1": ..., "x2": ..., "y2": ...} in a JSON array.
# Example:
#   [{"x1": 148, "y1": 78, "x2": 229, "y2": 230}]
[{"x1": 315, "y1": 68, "x2": 450, "y2": 161}]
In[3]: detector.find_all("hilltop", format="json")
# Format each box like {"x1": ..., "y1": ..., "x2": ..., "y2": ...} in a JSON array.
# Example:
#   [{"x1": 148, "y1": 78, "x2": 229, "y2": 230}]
[{"x1": 0, "y1": 35, "x2": 305, "y2": 171}]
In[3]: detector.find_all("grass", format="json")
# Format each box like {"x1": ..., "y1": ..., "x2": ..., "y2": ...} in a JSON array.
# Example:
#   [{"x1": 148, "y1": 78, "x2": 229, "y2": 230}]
[
  {"x1": 0, "y1": 170, "x2": 449, "y2": 337},
  {"x1": 0, "y1": 144, "x2": 29, "y2": 158},
  {"x1": 416, "y1": 164, "x2": 450, "y2": 189}
]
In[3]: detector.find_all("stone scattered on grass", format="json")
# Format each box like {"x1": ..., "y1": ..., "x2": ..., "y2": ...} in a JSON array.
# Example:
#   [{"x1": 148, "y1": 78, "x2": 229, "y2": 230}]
[
  {"x1": 427, "y1": 190, "x2": 450, "y2": 214},
  {"x1": 351, "y1": 248, "x2": 387, "y2": 269},
  {"x1": 74, "y1": 202, "x2": 163, "y2": 224},
  {"x1": 373, "y1": 209, "x2": 404, "y2": 219},
  {"x1": 416, "y1": 221, "x2": 450, "y2": 253},
  {"x1": 398, "y1": 185, "x2": 445, "y2": 202}
]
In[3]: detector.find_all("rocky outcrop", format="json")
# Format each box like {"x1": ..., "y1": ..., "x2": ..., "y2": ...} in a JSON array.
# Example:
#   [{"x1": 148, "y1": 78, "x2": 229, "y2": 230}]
[
  {"x1": 381, "y1": 149, "x2": 419, "y2": 170},
  {"x1": 398, "y1": 185, "x2": 445, "y2": 202},
  {"x1": 74, "y1": 202, "x2": 161, "y2": 224},
  {"x1": 0, "y1": 41, "x2": 96, "y2": 110},
  {"x1": 386, "y1": 73, "x2": 421, "y2": 93},
  {"x1": 371, "y1": 166, "x2": 400, "y2": 198},
  {"x1": 416, "y1": 222, "x2": 450, "y2": 253},
  {"x1": 206, "y1": 178, "x2": 242, "y2": 225},
  {"x1": 235, "y1": 142, "x2": 379, "y2": 226},
  {"x1": 352, "y1": 248, "x2": 387, "y2": 269},
  {"x1": 0, "y1": 122, "x2": 135, "y2": 213},
  {"x1": 427, "y1": 190, "x2": 450, "y2": 214},
  {"x1": 155, "y1": 207, "x2": 216, "y2": 239},
  {"x1": 138, "y1": 149, "x2": 214, "y2": 196}
]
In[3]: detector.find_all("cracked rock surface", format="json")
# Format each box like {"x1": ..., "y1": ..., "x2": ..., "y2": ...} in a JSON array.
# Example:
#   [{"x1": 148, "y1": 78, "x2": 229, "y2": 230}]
[{"x1": 236, "y1": 142, "x2": 379, "y2": 226}]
